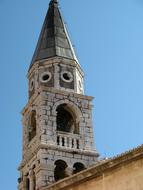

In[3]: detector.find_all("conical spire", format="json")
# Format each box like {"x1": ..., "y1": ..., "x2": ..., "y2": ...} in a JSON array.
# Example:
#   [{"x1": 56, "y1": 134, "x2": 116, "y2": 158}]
[{"x1": 30, "y1": 0, "x2": 78, "y2": 68}]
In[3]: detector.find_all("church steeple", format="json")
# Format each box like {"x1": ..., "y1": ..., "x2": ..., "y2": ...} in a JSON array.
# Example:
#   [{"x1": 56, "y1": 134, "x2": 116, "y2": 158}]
[
  {"x1": 31, "y1": 0, "x2": 78, "y2": 68},
  {"x1": 18, "y1": 1, "x2": 98, "y2": 190}
]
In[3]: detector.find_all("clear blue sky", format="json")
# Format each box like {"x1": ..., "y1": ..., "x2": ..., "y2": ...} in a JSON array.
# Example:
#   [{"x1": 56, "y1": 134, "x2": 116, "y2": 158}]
[{"x1": 1, "y1": 0, "x2": 143, "y2": 189}]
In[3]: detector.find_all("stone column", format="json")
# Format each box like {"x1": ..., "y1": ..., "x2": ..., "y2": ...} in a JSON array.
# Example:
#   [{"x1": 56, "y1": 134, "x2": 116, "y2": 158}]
[
  {"x1": 23, "y1": 175, "x2": 28, "y2": 190},
  {"x1": 54, "y1": 64, "x2": 60, "y2": 89},
  {"x1": 66, "y1": 163, "x2": 73, "y2": 176},
  {"x1": 29, "y1": 171, "x2": 34, "y2": 190}
]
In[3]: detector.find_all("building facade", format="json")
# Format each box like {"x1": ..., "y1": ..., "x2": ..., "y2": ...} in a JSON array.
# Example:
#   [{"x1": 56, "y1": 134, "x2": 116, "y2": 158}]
[
  {"x1": 40, "y1": 145, "x2": 143, "y2": 190},
  {"x1": 18, "y1": 0, "x2": 99, "y2": 190}
]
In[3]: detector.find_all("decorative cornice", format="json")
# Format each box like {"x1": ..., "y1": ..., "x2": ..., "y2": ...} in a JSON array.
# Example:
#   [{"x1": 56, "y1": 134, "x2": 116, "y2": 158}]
[
  {"x1": 39, "y1": 86, "x2": 94, "y2": 101},
  {"x1": 22, "y1": 86, "x2": 94, "y2": 115},
  {"x1": 18, "y1": 143, "x2": 99, "y2": 170},
  {"x1": 28, "y1": 57, "x2": 84, "y2": 78},
  {"x1": 39, "y1": 144, "x2": 99, "y2": 157}
]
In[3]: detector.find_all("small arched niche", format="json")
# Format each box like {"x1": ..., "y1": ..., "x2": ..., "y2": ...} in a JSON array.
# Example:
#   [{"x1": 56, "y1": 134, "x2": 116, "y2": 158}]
[
  {"x1": 54, "y1": 160, "x2": 68, "y2": 182},
  {"x1": 28, "y1": 110, "x2": 36, "y2": 141},
  {"x1": 26, "y1": 177, "x2": 30, "y2": 190},
  {"x1": 32, "y1": 165, "x2": 36, "y2": 190},
  {"x1": 56, "y1": 104, "x2": 79, "y2": 134},
  {"x1": 73, "y1": 162, "x2": 86, "y2": 174},
  {"x1": 33, "y1": 172, "x2": 36, "y2": 190}
]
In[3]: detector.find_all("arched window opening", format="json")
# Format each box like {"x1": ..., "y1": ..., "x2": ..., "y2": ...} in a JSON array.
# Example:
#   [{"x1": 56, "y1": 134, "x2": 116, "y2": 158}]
[
  {"x1": 26, "y1": 177, "x2": 30, "y2": 190},
  {"x1": 54, "y1": 160, "x2": 68, "y2": 182},
  {"x1": 33, "y1": 171, "x2": 36, "y2": 190},
  {"x1": 73, "y1": 163, "x2": 86, "y2": 174},
  {"x1": 29, "y1": 110, "x2": 36, "y2": 141},
  {"x1": 56, "y1": 104, "x2": 79, "y2": 134},
  {"x1": 32, "y1": 165, "x2": 36, "y2": 190}
]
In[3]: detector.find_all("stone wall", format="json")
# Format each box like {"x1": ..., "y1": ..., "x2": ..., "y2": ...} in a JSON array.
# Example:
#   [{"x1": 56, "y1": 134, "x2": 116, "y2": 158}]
[
  {"x1": 19, "y1": 86, "x2": 99, "y2": 189},
  {"x1": 41, "y1": 145, "x2": 143, "y2": 190},
  {"x1": 70, "y1": 158, "x2": 143, "y2": 190}
]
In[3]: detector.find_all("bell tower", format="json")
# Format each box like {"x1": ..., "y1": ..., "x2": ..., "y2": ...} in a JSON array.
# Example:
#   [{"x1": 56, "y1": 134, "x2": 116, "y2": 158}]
[{"x1": 18, "y1": 0, "x2": 99, "y2": 189}]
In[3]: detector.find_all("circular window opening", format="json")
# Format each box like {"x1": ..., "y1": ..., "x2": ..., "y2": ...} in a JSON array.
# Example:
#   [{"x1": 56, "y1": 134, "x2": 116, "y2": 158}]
[
  {"x1": 61, "y1": 72, "x2": 73, "y2": 83},
  {"x1": 31, "y1": 81, "x2": 34, "y2": 87},
  {"x1": 42, "y1": 74, "x2": 50, "y2": 81},
  {"x1": 63, "y1": 73, "x2": 70, "y2": 81},
  {"x1": 30, "y1": 79, "x2": 34, "y2": 91},
  {"x1": 40, "y1": 72, "x2": 52, "y2": 83}
]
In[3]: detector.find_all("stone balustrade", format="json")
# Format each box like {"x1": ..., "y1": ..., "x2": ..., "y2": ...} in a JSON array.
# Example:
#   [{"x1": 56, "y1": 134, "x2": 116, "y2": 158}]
[{"x1": 56, "y1": 132, "x2": 80, "y2": 150}]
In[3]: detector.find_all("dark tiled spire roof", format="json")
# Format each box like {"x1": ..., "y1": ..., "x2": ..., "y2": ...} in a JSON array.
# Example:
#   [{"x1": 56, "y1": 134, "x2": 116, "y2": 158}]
[{"x1": 30, "y1": 0, "x2": 78, "y2": 68}]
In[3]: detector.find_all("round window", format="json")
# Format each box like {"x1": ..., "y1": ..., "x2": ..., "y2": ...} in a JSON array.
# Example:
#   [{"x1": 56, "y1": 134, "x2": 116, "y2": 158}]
[
  {"x1": 61, "y1": 71, "x2": 73, "y2": 83},
  {"x1": 30, "y1": 79, "x2": 34, "y2": 91},
  {"x1": 40, "y1": 72, "x2": 52, "y2": 83}
]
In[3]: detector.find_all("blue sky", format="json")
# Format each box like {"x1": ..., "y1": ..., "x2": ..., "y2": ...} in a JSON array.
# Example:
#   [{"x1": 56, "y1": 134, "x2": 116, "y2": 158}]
[{"x1": 1, "y1": 0, "x2": 143, "y2": 189}]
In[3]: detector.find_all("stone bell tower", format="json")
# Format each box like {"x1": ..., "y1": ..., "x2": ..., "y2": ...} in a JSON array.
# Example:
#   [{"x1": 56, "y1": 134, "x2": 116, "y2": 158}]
[{"x1": 18, "y1": 0, "x2": 99, "y2": 189}]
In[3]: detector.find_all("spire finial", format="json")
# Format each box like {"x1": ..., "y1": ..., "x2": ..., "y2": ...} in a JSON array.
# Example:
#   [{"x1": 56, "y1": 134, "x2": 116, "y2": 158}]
[{"x1": 49, "y1": 0, "x2": 58, "y2": 6}]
